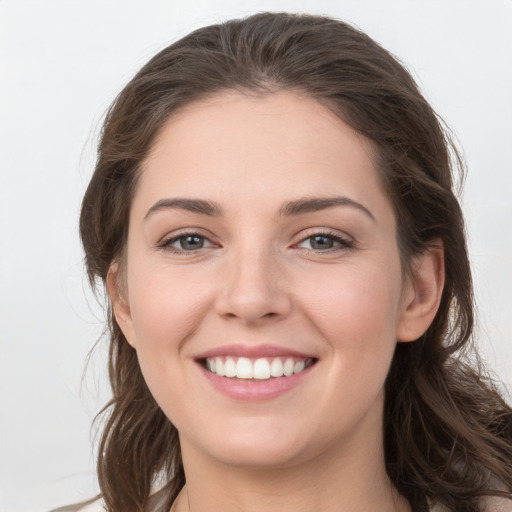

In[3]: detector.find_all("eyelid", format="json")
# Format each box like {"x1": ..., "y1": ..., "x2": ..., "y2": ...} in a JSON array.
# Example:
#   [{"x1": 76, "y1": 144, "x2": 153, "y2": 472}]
[
  {"x1": 294, "y1": 228, "x2": 355, "y2": 251},
  {"x1": 157, "y1": 229, "x2": 218, "y2": 253},
  {"x1": 156, "y1": 227, "x2": 354, "y2": 254}
]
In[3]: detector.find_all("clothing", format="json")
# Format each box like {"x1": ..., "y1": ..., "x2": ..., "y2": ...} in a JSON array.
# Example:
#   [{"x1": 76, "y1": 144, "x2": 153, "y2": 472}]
[
  {"x1": 78, "y1": 502, "x2": 105, "y2": 512},
  {"x1": 430, "y1": 498, "x2": 512, "y2": 512}
]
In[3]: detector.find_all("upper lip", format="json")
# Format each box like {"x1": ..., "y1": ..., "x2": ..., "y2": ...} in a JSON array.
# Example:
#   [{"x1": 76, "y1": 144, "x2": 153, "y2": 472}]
[{"x1": 195, "y1": 344, "x2": 316, "y2": 360}]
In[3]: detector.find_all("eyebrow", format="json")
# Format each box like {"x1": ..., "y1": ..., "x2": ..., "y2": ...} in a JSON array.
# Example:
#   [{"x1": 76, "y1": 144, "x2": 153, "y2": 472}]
[
  {"x1": 145, "y1": 198, "x2": 223, "y2": 219},
  {"x1": 144, "y1": 196, "x2": 375, "y2": 221},
  {"x1": 279, "y1": 196, "x2": 375, "y2": 221}
]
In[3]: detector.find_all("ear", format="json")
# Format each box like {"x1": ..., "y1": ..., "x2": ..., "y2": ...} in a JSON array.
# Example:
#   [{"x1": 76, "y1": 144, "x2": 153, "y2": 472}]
[
  {"x1": 396, "y1": 241, "x2": 445, "y2": 342},
  {"x1": 106, "y1": 264, "x2": 137, "y2": 348}
]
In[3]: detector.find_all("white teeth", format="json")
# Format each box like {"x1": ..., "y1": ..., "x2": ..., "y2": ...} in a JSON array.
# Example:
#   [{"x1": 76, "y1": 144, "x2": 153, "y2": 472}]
[
  {"x1": 294, "y1": 360, "x2": 305, "y2": 373},
  {"x1": 253, "y1": 358, "x2": 271, "y2": 379},
  {"x1": 205, "y1": 356, "x2": 313, "y2": 379},
  {"x1": 283, "y1": 358, "x2": 294, "y2": 376},
  {"x1": 224, "y1": 357, "x2": 237, "y2": 378},
  {"x1": 214, "y1": 357, "x2": 224, "y2": 377},
  {"x1": 236, "y1": 357, "x2": 253, "y2": 379},
  {"x1": 270, "y1": 358, "x2": 284, "y2": 377}
]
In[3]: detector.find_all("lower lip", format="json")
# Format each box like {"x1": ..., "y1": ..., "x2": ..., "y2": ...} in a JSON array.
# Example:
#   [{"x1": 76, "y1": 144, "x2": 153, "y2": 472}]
[{"x1": 198, "y1": 362, "x2": 316, "y2": 401}]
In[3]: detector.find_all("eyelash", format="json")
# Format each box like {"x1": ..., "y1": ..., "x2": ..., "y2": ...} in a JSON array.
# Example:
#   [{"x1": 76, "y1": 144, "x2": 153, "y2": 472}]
[
  {"x1": 157, "y1": 231, "x2": 214, "y2": 254},
  {"x1": 296, "y1": 230, "x2": 354, "y2": 252},
  {"x1": 157, "y1": 229, "x2": 354, "y2": 255}
]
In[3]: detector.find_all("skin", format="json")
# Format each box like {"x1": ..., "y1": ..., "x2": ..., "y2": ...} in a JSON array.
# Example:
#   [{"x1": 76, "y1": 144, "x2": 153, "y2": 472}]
[{"x1": 109, "y1": 91, "x2": 444, "y2": 512}]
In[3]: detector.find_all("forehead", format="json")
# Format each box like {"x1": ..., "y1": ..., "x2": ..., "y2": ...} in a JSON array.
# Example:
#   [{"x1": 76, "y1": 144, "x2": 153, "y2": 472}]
[{"x1": 134, "y1": 90, "x2": 393, "y2": 224}]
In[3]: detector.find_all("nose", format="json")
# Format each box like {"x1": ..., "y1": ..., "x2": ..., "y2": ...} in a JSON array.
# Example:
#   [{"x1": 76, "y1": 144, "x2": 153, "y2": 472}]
[{"x1": 215, "y1": 246, "x2": 292, "y2": 325}]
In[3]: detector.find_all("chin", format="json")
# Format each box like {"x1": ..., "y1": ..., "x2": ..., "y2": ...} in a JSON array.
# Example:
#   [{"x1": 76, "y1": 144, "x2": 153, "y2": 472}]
[
  {"x1": 187, "y1": 421, "x2": 313, "y2": 470},
  {"x1": 210, "y1": 442, "x2": 307, "y2": 470}
]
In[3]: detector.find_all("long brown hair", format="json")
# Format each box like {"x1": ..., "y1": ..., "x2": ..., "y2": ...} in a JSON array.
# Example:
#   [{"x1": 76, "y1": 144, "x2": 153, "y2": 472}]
[{"x1": 76, "y1": 12, "x2": 512, "y2": 512}]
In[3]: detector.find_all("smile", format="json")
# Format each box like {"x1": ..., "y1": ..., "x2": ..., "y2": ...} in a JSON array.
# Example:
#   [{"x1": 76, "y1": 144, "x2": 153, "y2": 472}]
[{"x1": 204, "y1": 356, "x2": 315, "y2": 380}]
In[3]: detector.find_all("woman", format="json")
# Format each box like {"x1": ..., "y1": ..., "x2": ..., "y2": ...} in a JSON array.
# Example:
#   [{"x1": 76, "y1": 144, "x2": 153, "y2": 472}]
[{"x1": 75, "y1": 11, "x2": 512, "y2": 512}]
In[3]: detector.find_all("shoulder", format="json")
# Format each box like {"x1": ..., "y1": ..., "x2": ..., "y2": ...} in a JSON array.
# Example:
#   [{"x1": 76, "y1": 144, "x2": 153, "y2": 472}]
[
  {"x1": 483, "y1": 496, "x2": 512, "y2": 512},
  {"x1": 430, "y1": 497, "x2": 512, "y2": 512}
]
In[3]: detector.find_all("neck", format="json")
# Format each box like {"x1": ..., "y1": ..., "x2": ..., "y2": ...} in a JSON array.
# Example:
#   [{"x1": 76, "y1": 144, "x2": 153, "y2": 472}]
[{"x1": 174, "y1": 424, "x2": 410, "y2": 512}]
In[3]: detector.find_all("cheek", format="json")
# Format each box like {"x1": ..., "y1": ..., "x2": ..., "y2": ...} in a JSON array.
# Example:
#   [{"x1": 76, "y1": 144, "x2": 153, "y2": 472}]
[
  {"x1": 128, "y1": 257, "x2": 211, "y2": 338},
  {"x1": 300, "y1": 262, "x2": 403, "y2": 339},
  {"x1": 125, "y1": 263, "x2": 212, "y2": 382},
  {"x1": 298, "y1": 261, "x2": 403, "y2": 391},
  {"x1": 124, "y1": 269, "x2": 213, "y2": 429}
]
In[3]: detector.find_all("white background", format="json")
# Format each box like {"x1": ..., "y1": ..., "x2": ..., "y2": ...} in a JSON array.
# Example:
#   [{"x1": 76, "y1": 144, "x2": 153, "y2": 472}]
[{"x1": 1, "y1": 1, "x2": 511, "y2": 511}]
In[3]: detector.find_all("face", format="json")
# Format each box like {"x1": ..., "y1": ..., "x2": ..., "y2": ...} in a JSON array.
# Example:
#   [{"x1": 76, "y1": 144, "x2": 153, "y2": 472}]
[{"x1": 111, "y1": 91, "x2": 434, "y2": 471}]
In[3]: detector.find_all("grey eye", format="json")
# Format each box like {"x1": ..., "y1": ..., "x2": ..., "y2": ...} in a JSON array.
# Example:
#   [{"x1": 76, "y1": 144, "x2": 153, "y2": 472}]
[
  {"x1": 297, "y1": 232, "x2": 353, "y2": 252},
  {"x1": 308, "y1": 235, "x2": 335, "y2": 250},
  {"x1": 178, "y1": 235, "x2": 205, "y2": 250},
  {"x1": 160, "y1": 232, "x2": 216, "y2": 253}
]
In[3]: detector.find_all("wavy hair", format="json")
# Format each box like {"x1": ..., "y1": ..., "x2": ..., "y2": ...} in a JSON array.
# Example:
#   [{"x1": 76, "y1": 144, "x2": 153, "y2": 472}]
[{"x1": 75, "y1": 12, "x2": 512, "y2": 512}]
